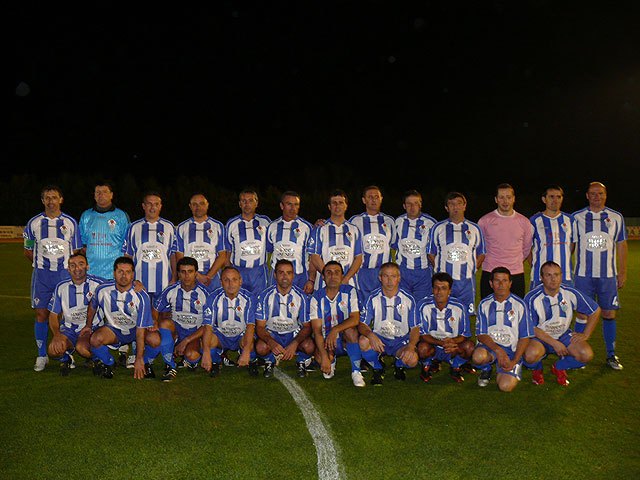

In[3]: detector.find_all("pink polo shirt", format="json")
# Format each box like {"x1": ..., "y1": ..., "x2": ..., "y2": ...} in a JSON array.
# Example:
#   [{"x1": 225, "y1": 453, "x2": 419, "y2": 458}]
[{"x1": 477, "y1": 209, "x2": 533, "y2": 274}]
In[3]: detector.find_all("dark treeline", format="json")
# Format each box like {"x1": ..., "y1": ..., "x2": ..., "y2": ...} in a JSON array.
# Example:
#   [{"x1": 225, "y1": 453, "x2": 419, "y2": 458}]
[{"x1": 0, "y1": 171, "x2": 635, "y2": 227}]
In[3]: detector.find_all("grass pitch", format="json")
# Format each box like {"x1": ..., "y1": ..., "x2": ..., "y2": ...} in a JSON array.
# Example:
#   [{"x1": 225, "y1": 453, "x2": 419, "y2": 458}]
[{"x1": 1, "y1": 242, "x2": 638, "y2": 479}]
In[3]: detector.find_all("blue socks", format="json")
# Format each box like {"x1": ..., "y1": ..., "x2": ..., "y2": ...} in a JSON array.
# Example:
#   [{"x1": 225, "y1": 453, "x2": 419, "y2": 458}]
[
  {"x1": 602, "y1": 318, "x2": 617, "y2": 357},
  {"x1": 361, "y1": 349, "x2": 382, "y2": 369},
  {"x1": 91, "y1": 345, "x2": 115, "y2": 366},
  {"x1": 555, "y1": 356, "x2": 585, "y2": 370},
  {"x1": 34, "y1": 321, "x2": 48, "y2": 356},
  {"x1": 345, "y1": 342, "x2": 363, "y2": 372},
  {"x1": 159, "y1": 328, "x2": 176, "y2": 368}
]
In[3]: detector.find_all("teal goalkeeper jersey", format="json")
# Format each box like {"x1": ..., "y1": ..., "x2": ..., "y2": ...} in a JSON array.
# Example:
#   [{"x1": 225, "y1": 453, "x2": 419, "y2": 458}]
[{"x1": 79, "y1": 206, "x2": 130, "y2": 280}]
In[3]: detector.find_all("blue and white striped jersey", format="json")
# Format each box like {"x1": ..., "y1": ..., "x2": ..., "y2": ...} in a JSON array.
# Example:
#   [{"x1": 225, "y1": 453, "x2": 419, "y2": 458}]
[
  {"x1": 309, "y1": 284, "x2": 361, "y2": 338},
  {"x1": 78, "y1": 207, "x2": 130, "y2": 280},
  {"x1": 362, "y1": 287, "x2": 417, "y2": 340},
  {"x1": 418, "y1": 295, "x2": 470, "y2": 340},
  {"x1": 225, "y1": 214, "x2": 271, "y2": 269},
  {"x1": 307, "y1": 219, "x2": 363, "y2": 279},
  {"x1": 525, "y1": 284, "x2": 598, "y2": 339},
  {"x1": 48, "y1": 274, "x2": 105, "y2": 331},
  {"x1": 428, "y1": 219, "x2": 485, "y2": 280},
  {"x1": 90, "y1": 281, "x2": 153, "y2": 335},
  {"x1": 266, "y1": 216, "x2": 313, "y2": 275},
  {"x1": 529, "y1": 212, "x2": 575, "y2": 286},
  {"x1": 203, "y1": 287, "x2": 256, "y2": 337},
  {"x1": 476, "y1": 293, "x2": 532, "y2": 351},
  {"x1": 348, "y1": 212, "x2": 397, "y2": 269},
  {"x1": 24, "y1": 213, "x2": 81, "y2": 271},
  {"x1": 255, "y1": 284, "x2": 310, "y2": 334},
  {"x1": 123, "y1": 217, "x2": 177, "y2": 294},
  {"x1": 154, "y1": 281, "x2": 210, "y2": 330},
  {"x1": 176, "y1": 216, "x2": 227, "y2": 274},
  {"x1": 572, "y1": 207, "x2": 627, "y2": 279},
  {"x1": 394, "y1": 213, "x2": 437, "y2": 270}
]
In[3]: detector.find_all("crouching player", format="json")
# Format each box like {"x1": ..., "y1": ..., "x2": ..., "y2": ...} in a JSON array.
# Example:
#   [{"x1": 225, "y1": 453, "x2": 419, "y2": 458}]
[
  {"x1": 255, "y1": 259, "x2": 314, "y2": 378},
  {"x1": 358, "y1": 262, "x2": 420, "y2": 386},
  {"x1": 152, "y1": 256, "x2": 210, "y2": 381},
  {"x1": 201, "y1": 266, "x2": 257, "y2": 377},
  {"x1": 47, "y1": 253, "x2": 105, "y2": 375},
  {"x1": 417, "y1": 272, "x2": 474, "y2": 384},
  {"x1": 83, "y1": 256, "x2": 159, "y2": 379},
  {"x1": 472, "y1": 267, "x2": 533, "y2": 391},
  {"x1": 523, "y1": 261, "x2": 600, "y2": 386},
  {"x1": 310, "y1": 261, "x2": 366, "y2": 387}
]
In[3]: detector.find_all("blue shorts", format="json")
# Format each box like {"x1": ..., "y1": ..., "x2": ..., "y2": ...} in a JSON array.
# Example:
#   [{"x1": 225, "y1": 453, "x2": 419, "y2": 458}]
[
  {"x1": 175, "y1": 323, "x2": 199, "y2": 343},
  {"x1": 60, "y1": 324, "x2": 83, "y2": 346},
  {"x1": 105, "y1": 325, "x2": 137, "y2": 347},
  {"x1": 399, "y1": 265, "x2": 432, "y2": 304},
  {"x1": 531, "y1": 330, "x2": 572, "y2": 356},
  {"x1": 379, "y1": 336, "x2": 409, "y2": 357},
  {"x1": 268, "y1": 331, "x2": 296, "y2": 348},
  {"x1": 425, "y1": 344, "x2": 467, "y2": 369},
  {"x1": 213, "y1": 329, "x2": 243, "y2": 351},
  {"x1": 575, "y1": 276, "x2": 619, "y2": 310},
  {"x1": 474, "y1": 343, "x2": 522, "y2": 379},
  {"x1": 237, "y1": 265, "x2": 269, "y2": 296},
  {"x1": 357, "y1": 268, "x2": 381, "y2": 303},
  {"x1": 31, "y1": 269, "x2": 71, "y2": 309},
  {"x1": 451, "y1": 278, "x2": 475, "y2": 315}
]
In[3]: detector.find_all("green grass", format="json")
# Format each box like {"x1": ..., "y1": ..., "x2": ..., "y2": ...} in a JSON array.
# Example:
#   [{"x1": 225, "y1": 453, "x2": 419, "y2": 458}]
[{"x1": 1, "y1": 242, "x2": 639, "y2": 479}]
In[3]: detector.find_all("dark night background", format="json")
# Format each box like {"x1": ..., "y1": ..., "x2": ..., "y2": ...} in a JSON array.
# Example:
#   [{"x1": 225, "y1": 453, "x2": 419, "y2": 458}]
[{"x1": 8, "y1": 1, "x2": 640, "y2": 225}]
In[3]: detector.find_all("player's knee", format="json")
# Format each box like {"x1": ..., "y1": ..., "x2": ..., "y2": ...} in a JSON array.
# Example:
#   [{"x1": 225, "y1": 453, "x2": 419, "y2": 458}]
[
  {"x1": 145, "y1": 331, "x2": 161, "y2": 348},
  {"x1": 459, "y1": 339, "x2": 474, "y2": 358},
  {"x1": 185, "y1": 350, "x2": 201, "y2": 362},
  {"x1": 343, "y1": 327, "x2": 359, "y2": 343},
  {"x1": 255, "y1": 340, "x2": 270, "y2": 356},
  {"x1": 471, "y1": 348, "x2": 487, "y2": 366},
  {"x1": 523, "y1": 347, "x2": 542, "y2": 364},
  {"x1": 498, "y1": 377, "x2": 517, "y2": 393},
  {"x1": 358, "y1": 336, "x2": 370, "y2": 350},
  {"x1": 417, "y1": 341, "x2": 433, "y2": 359}
]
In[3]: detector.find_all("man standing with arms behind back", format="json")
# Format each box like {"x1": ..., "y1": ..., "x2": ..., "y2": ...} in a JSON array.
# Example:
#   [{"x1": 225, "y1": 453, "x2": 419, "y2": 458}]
[
  {"x1": 478, "y1": 183, "x2": 533, "y2": 299},
  {"x1": 572, "y1": 181, "x2": 627, "y2": 370}
]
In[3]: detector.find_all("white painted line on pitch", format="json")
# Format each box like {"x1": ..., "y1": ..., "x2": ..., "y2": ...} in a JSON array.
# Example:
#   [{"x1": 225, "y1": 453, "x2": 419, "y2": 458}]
[
  {"x1": 274, "y1": 367, "x2": 343, "y2": 480},
  {"x1": 0, "y1": 294, "x2": 30, "y2": 299}
]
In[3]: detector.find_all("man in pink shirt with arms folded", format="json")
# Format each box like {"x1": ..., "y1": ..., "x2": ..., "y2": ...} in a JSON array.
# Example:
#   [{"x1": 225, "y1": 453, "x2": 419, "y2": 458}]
[{"x1": 478, "y1": 183, "x2": 533, "y2": 299}]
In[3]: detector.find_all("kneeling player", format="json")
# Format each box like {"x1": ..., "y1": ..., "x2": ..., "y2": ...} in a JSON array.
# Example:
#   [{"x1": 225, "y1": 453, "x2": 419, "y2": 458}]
[
  {"x1": 47, "y1": 253, "x2": 105, "y2": 375},
  {"x1": 358, "y1": 262, "x2": 420, "y2": 386},
  {"x1": 472, "y1": 267, "x2": 532, "y2": 391},
  {"x1": 83, "y1": 257, "x2": 159, "y2": 379},
  {"x1": 310, "y1": 261, "x2": 365, "y2": 387},
  {"x1": 201, "y1": 266, "x2": 257, "y2": 377},
  {"x1": 417, "y1": 272, "x2": 475, "y2": 384},
  {"x1": 523, "y1": 261, "x2": 600, "y2": 386},
  {"x1": 255, "y1": 260, "x2": 314, "y2": 378},
  {"x1": 152, "y1": 256, "x2": 210, "y2": 381}
]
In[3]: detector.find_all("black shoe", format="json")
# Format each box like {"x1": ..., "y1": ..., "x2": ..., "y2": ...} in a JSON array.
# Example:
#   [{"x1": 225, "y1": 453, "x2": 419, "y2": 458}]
[
  {"x1": 461, "y1": 362, "x2": 477, "y2": 375},
  {"x1": 430, "y1": 359, "x2": 441, "y2": 373},
  {"x1": 102, "y1": 364, "x2": 114, "y2": 379},
  {"x1": 248, "y1": 359, "x2": 259, "y2": 377},
  {"x1": 477, "y1": 368, "x2": 491, "y2": 387},
  {"x1": 209, "y1": 363, "x2": 221, "y2": 378},
  {"x1": 379, "y1": 355, "x2": 387, "y2": 374},
  {"x1": 420, "y1": 366, "x2": 433, "y2": 383},
  {"x1": 450, "y1": 367, "x2": 464, "y2": 383},
  {"x1": 360, "y1": 360, "x2": 369, "y2": 373},
  {"x1": 117, "y1": 352, "x2": 128, "y2": 368},
  {"x1": 222, "y1": 351, "x2": 237, "y2": 367},
  {"x1": 305, "y1": 359, "x2": 320, "y2": 372},
  {"x1": 371, "y1": 368, "x2": 384, "y2": 386},
  {"x1": 264, "y1": 362, "x2": 274, "y2": 378},
  {"x1": 256, "y1": 357, "x2": 266, "y2": 367},
  {"x1": 394, "y1": 366, "x2": 406, "y2": 380},
  {"x1": 144, "y1": 363, "x2": 155, "y2": 379},
  {"x1": 93, "y1": 360, "x2": 105, "y2": 376},
  {"x1": 60, "y1": 360, "x2": 72, "y2": 377},
  {"x1": 161, "y1": 365, "x2": 178, "y2": 382},
  {"x1": 297, "y1": 362, "x2": 307, "y2": 378}
]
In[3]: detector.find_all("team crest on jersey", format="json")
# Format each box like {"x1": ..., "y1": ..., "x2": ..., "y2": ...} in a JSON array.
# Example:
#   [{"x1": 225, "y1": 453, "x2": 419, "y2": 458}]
[
  {"x1": 339, "y1": 300, "x2": 347, "y2": 308},
  {"x1": 561, "y1": 222, "x2": 568, "y2": 230},
  {"x1": 448, "y1": 316, "x2": 455, "y2": 323},
  {"x1": 194, "y1": 299, "x2": 202, "y2": 307},
  {"x1": 87, "y1": 291, "x2": 94, "y2": 299},
  {"x1": 465, "y1": 230, "x2": 471, "y2": 238},
  {"x1": 157, "y1": 231, "x2": 165, "y2": 242},
  {"x1": 60, "y1": 225, "x2": 68, "y2": 235},
  {"x1": 207, "y1": 228, "x2": 214, "y2": 238},
  {"x1": 396, "y1": 303, "x2": 404, "y2": 313},
  {"x1": 604, "y1": 217, "x2": 611, "y2": 224},
  {"x1": 346, "y1": 231, "x2": 353, "y2": 240},
  {"x1": 507, "y1": 309, "x2": 515, "y2": 320},
  {"x1": 108, "y1": 219, "x2": 116, "y2": 230},
  {"x1": 290, "y1": 301, "x2": 296, "y2": 308},
  {"x1": 559, "y1": 300, "x2": 568, "y2": 312},
  {"x1": 294, "y1": 228, "x2": 301, "y2": 237},
  {"x1": 257, "y1": 226, "x2": 265, "y2": 234},
  {"x1": 419, "y1": 225, "x2": 426, "y2": 235},
  {"x1": 382, "y1": 223, "x2": 388, "y2": 231}
]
